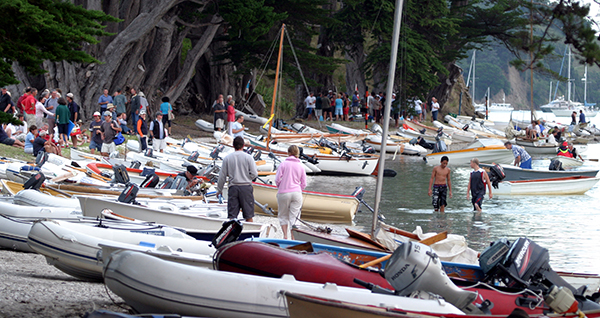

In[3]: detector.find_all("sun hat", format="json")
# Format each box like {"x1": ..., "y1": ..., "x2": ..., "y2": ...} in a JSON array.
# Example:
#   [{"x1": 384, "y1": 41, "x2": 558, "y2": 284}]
[{"x1": 107, "y1": 103, "x2": 115, "y2": 109}]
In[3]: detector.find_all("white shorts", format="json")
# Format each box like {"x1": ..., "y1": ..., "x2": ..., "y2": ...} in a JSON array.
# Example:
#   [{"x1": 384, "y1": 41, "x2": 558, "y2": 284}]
[
  {"x1": 153, "y1": 138, "x2": 167, "y2": 151},
  {"x1": 101, "y1": 142, "x2": 116, "y2": 154},
  {"x1": 276, "y1": 191, "x2": 303, "y2": 226},
  {"x1": 215, "y1": 118, "x2": 225, "y2": 129}
]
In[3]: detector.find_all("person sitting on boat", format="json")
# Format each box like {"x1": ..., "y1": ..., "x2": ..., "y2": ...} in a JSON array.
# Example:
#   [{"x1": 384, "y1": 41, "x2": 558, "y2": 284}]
[
  {"x1": 177, "y1": 165, "x2": 200, "y2": 190},
  {"x1": 466, "y1": 158, "x2": 492, "y2": 213},
  {"x1": 537, "y1": 120, "x2": 546, "y2": 137},
  {"x1": 428, "y1": 155, "x2": 452, "y2": 213},
  {"x1": 557, "y1": 141, "x2": 573, "y2": 158},
  {"x1": 504, "y1": 141, "x2": 532, "y2": 169},
  {"x1": 568, "y1": 142, "x2": 584, "y2": 161},
  {"x1": 526, "y1": 120, "x2": 540, "y2": 139},
  {"x1": 546, "y1": 129, "x2": 559, "y2": 146}
]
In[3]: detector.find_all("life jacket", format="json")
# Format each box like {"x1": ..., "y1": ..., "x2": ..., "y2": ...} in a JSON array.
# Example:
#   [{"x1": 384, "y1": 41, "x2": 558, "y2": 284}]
[{"x1": 557, "y1": 147, "x2": 573, "y2": 158}]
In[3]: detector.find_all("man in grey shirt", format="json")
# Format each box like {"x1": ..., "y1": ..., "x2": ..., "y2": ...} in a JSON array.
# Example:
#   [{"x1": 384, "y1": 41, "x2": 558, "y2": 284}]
[{"x1": 216, "y1": 136, "x2": 258, "y2": 221}]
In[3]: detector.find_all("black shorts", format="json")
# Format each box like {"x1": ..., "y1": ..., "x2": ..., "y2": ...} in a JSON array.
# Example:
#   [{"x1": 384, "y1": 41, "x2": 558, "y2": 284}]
[
  {"x1": 57, "y1": 123, "x2": 69, "y2": 135},
  {"x1": 161, "y1": 115, "x2": 171, "y2": 127},
  {"x1": 227, "y1": 185, "x2": 255, "y2": 220},
  {"x1": 471, "y1": 191, "x2": 485, "y2": 209},
  {"x1": 432, "y1": 185, "x2": 448, "y2": 209},
  {"x1": 0, "y1": 138, "x2": 14, "y2": 146}
]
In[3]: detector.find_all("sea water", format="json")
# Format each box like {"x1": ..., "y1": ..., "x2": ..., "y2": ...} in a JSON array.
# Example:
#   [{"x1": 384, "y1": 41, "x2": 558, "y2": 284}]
[{"x1": 306, "y1": 141, "x2": 600, "y2": 274}]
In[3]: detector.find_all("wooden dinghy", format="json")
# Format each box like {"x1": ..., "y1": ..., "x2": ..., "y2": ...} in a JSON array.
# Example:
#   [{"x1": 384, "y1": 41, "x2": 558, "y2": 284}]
[
  {"x1": 103, "y1": 250, "x2": 465, "y2": 317},
  {"x1": 480, "y1": 163, "x2": 599, "y2": 181},
  {"x1": 252, "y1": 182, "x2": 359, "y2": 223},
  {"x1": 27, "y1": 218, "x2": 210, "y2": 281}
]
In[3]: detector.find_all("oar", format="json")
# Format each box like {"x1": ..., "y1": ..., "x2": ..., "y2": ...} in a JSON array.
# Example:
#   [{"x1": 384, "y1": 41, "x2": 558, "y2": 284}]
[{"x1": 358, "y1": 231, "x2": 448, "y2": 269}]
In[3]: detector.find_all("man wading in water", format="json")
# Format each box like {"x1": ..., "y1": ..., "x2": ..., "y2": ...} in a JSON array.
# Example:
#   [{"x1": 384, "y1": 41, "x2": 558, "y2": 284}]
[
  {"x1": 467, "y1": 158, "x2": 492, "y2": 213},
  {"x1": 428, "y1": 156, "x2": 452, "y2": 212}
]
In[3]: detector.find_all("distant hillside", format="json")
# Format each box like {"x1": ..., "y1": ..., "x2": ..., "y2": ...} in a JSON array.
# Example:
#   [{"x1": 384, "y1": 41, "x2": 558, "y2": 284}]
[{"x1": 456, "y1": 43, "x2": 599, "y2": 110}]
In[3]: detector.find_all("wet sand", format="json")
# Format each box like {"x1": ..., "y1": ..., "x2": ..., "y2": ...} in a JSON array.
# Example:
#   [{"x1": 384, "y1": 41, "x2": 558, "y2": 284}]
[{"x1": 0, "y1": 249, "x2": 128, "y2": 317}]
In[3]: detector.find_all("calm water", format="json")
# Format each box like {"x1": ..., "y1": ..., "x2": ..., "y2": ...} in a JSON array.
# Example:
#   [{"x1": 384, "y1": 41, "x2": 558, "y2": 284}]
[{"x1": 306, "y1": 142, "x2": 600, "y2": 274}]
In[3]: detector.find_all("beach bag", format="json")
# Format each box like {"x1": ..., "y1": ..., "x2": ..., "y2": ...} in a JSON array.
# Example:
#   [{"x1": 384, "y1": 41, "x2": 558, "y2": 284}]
[
  {"x1": 168, "y1": 110, "x2": 175, "y2": 120},
  {"x1": 113, "y1": 132, "x2": 125, "y2": 145}
]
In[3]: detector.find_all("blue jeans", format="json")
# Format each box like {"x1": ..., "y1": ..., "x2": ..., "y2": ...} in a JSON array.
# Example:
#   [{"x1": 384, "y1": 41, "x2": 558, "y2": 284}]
[
  {"x1": 120, "y1": 124, "x2": 131, "y2": 134},
  {"x1": 131, "y1": 111, "x2": 139, "y2": 132},
  {"x1": 520, "y1": 157, "x2": 532, "y2": 169}
]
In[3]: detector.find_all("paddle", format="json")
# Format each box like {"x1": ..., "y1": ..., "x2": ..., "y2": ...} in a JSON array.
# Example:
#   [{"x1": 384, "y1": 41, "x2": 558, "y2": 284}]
[{"x1": 358, "y1": 231, "x2": 448, "y2": 269}]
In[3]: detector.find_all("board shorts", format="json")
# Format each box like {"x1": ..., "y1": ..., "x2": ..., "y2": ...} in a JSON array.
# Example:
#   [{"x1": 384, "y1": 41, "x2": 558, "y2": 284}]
[
  {"x1": 471, "y1": 191, "x2": 485, "y2": 210},
  {"x1": 57, "y1": 123, "x2": 69, "y2": 135},
  {"x1": 335, "y1": 107, "x2": 343, "y2": 116},
  {"x1": 101, "y1": 141, "x2": 116, "y2": 154},
  {"x1": 432, "y1": 184, "x2": 448, "y2": 209},
  {"x1": 227, "y1": 184, "x2": 254, "y2": 220},
  {"x1": 89, "y1": 139, "x2": 102, "y2": 151}
]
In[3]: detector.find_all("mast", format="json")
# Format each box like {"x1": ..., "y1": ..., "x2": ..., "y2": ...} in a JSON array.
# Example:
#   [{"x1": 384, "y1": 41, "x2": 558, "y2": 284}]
[
  {"x1": 583, "y1": 64, "x2": 588, "y2": 105},
  {"x1": 549, "y1": 81, "x2": 552, "y2": 103},
  {"x1": 372, "y1": 0, "x2": 404, "y2": 236},
  {"x1": 266, "y1": 24, "x2": 285, "y2": 150},
  {"x1": 567, "y1": 45, "x2": 572, "y2": 104}
]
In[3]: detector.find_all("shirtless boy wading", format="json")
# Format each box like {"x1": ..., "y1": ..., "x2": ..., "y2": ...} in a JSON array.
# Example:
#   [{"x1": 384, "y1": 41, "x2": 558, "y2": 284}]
[{"x1": 428, "y1": 156, "x2": 452, "y2": 212}]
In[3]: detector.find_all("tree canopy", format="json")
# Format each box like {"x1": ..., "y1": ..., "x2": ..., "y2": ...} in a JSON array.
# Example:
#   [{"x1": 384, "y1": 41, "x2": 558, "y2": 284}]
[{"x1": 0, "y1": 0, "x2": 117, "y2": 87}]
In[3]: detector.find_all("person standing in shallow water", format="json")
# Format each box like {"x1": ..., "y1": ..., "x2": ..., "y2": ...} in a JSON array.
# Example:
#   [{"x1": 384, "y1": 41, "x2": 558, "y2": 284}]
[
  {"x1": 467, "y1": 158, "x2": 492, "y2": 213},
  {"x1": 428, "y1": 155, "x2": 452, "y2": 212}
]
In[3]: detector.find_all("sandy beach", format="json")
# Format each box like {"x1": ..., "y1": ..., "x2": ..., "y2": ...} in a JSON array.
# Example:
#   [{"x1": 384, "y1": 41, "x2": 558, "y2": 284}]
[{"x1": 0, "y1": 249, "x2": 128, "y2": 317}]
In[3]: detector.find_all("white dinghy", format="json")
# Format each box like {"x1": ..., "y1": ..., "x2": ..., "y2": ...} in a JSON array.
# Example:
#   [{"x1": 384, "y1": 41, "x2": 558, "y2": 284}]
[{"x1": 103, "y1": 250, "x2": 464, "y2": 318}]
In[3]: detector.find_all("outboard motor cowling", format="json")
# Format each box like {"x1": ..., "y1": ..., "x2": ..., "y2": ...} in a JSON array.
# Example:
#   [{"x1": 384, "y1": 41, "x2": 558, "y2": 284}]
[
  {"x1": 140, "y1": 173, "x2": 160, "y2": 188},
  {"x1": 385, "y1": 241, "x2": 480, "y2": 312},
  {"x1": 23, "y1": 173, "x2": 45, "y2": 190},
  {"x1": 487, "y1": 164, "x2": 506, "y2": 189},
  {"x1": 112, "y1": 164, "x2": 130, "y2": 185},
  {"x1": 118, "y1": 184, "x2": 139, "y2": 204},
  {"x1": 549, "y1": 159, "x2": 564, "y2": 171}
]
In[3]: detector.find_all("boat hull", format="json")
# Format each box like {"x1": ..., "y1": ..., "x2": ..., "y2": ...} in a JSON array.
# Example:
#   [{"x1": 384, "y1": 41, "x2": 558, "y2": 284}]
[
  {"x1": 425, "y1": 146, "x2": 514, "y2": 166},
  {"x1": 252, "y1": 183, "x2": 358, "y2": 223},
  {"x1": 481, "y1": 163, "x2": 599, "y2": 181},
  {"x1": 495, "y1": 176, "x2": 600, "y2": 195}
]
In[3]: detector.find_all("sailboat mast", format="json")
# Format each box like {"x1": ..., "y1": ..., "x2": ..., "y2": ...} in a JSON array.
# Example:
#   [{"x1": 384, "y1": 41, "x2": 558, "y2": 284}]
[
  {"x1": 567, "y1": 45, "x2": 572, "y2": 104},
  {"x1": 584, "y1": 64, "x2": 588, "y2": 105},
  {"x1": 372, "y1": 0, "x2": 404, "y2": 236},
  {"x1": 266, "y1": 24, "x2": 286, "y2": 150}
]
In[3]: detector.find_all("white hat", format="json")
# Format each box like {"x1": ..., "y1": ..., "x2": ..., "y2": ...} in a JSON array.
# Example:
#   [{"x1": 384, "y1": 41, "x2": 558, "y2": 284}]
[
  {"x1": 103, "y1": 111, "x2": 112, "y2": 117},
  {"x1": 140, "y1": 110, "x2": 146, "y2": 115},
  {"x1": 93, "y1": 111, "x2": 101, "y2": 117},
  {"x1": 66, "y1": 93, "x2": 74, "y2": 98},
  {"x1": 138, "y1": 92, "x2": 145, "y2": 97}
]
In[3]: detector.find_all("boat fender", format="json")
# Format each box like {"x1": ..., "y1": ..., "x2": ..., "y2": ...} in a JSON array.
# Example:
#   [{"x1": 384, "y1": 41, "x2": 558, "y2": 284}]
[
  {"x1": 140, "y1": 174, "x2": 160, "y2": 188},
  {"x1": 23, "y1": 173, "x2": 46, "y2": 190},
  {"x1": 117, "y1": 184, "x2": 139, "y2": 204},
  {"x1": 383, "y1": 169, "x2": 397, "y2": 177},
  {"x1": 211, "y1": 219, "x2": 243, "y2": 249}
]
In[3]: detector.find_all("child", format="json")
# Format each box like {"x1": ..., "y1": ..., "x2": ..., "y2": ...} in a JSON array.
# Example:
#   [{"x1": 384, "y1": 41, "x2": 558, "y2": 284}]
[{"x1": 466, "y1": 158, "x2": 492, "y2": 212}]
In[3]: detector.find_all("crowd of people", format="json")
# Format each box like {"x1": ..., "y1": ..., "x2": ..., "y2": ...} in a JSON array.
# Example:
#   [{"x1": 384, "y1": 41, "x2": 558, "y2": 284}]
[{"x1": 0, "y1": 86, "x2": 174, "y2": 158}]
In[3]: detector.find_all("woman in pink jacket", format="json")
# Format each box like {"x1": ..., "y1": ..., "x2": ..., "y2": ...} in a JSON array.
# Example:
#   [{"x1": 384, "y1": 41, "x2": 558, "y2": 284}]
[{"x1": 275, "y1": 145, "x2": 307, "y2": 239}]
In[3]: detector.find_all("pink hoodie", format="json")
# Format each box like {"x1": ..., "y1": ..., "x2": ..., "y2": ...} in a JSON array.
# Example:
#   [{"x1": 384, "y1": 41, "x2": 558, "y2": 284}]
[{"x1": 275, "y1": 156, "x2": 307, "y2": 194}]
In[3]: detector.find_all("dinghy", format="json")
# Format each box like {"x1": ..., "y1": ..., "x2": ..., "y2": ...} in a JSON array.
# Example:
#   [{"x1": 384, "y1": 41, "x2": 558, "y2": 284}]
[
  {"x1": 551, "y1": 156, "x2": 584, "y2": 167},
  {"x1": 494, "y1": 176, "x2": 600, "y2": 195},
  {"x1": 252, "y1": 182, "x2": 359, "y2": 223},
  {"x1": 194, "y1": 119, "x2": 214, "y2": 132},
  {"x1": 77, "y1": 196, "x2": 270, "y2": 240},
  {"x1": 27, "y1": 218, "x2": 210, "y2": 281},
  {"x1": 103, "y1": 250, "x2": 464, "y2": 317},
  {"x1": 425, "y1": 139, "x2": 514, "y2": 166},
  {"x1": 480, "y1": 163, "x2": 599, "y2": 181}
]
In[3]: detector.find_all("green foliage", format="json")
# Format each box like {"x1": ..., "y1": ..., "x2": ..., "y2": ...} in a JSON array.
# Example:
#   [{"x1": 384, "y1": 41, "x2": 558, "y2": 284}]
[
  {"x1": 0, "y1": 0, "x2": 119, "y2": 87},
  {"x1": 0, "y1": 112, "x2": 23, "y2": 126},
  {"x1": 180, "y1": 38, "x2": 192, "y2": 66}
]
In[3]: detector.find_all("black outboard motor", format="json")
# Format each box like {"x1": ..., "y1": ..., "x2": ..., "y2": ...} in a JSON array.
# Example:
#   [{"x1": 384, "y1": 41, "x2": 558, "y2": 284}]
[
  {"x1": 417, "y1": 136, "x2": 434, "y2": 150},
  {"x1": 362, "y1": 144, "x2": 376, "y2": 154},
  {"x1": 244, "y1": 146, "x2": 255, "y2": 155},
  {"x1": 144, "y1": 148, "x2": 154, "y2": 158},
  {"x1": 140, "y1": 173, "x2": 160, "y2": 188},
  {"x1": 433, "y1": 132, "x2": 447, "y2": 153},
  {"x1": 549, "y1": 159, "x2": 564, "y2": 171},
  {"x1": 23, "y1": 173, "x2": 45, "y2": 190},
  {"x1": 210, "y1": 145, "x2": 224, "y2": 160},
  {"x1": 298, "y1": 147, "x2": 319, "y2": 165},
  {"x1": 112, "y1": 164, "x2": 131, "y2": 185},
  {"x1": 35, "y1": 151, "x2": 49, "y2": 167},
  {"x1": 211, "y1": 219, "x2": 243, "y2": 249},
  {"x1": 318, "y1": 137, "x2": 339, "y2": 153},
  {"x1": 253, "y1": 149, "x2": 262, "y2": 161},
  {"x1": 129, "y1": 160, "x2": 141, "y2": 169},
  {"x1": 480, "y1": 237, "x2": 600, "y2": 312},
  {"x1": 117, "y1": 184, "x2": 139, "y2": 204},
  {"x1": 157, "y1": 176, "x2": 174, "y2": 189},
  {"x1": 487, "y1": 164, "x2": 506, "y2": 189}
]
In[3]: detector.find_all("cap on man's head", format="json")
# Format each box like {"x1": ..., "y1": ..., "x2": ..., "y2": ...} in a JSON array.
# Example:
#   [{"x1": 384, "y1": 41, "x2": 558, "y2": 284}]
[
  {"x1": 93, "y1": 111, "x2": 101, "y2": 117},
  {"x1": 186, "y1": 165, "x2": 198, "y2": 175},
  {"x1": 66, "y1": 93, "x2": 74, "y2": 98},
  {"x1": 562, "y1": 141, "x2": 568, "y2": 147},
  {"x1": 156, "y1": 112, "x2": 163, "y2": 118},
  {"x1": 103, "y1": 111, "x2": 112, "y2": 117},
  {"x1": 140, "y1": 110, "x2": 146, "y2": 115}
]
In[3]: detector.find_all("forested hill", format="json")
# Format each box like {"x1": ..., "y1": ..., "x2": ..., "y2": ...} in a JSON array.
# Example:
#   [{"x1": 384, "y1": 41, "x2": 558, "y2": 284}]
[{"x1": 456, "y1": 42, "x2": 600, "y2": 110}]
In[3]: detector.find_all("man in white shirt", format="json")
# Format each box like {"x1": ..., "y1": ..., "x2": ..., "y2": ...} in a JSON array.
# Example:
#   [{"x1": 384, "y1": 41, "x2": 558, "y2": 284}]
[
  {"x1": 304, "y1": 92, "x2": 316, "y2": 120},
  {"x1": 431, "y1": 97, "x2": 440, "y2": 121}
]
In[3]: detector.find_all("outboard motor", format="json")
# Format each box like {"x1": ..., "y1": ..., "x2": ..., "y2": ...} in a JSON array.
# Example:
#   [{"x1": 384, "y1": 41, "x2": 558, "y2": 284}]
[
  {"x1": 187, "y1": 151, "x2": 200, "y2": 162},
  {"x1": 480, "y1": 237, "x2": 600, "y2": 312},
  {"x1": 140, "y1": 173, "x2": 160, "y2": 188},
  {"x1": 318, "y1": 137, "x2": 339, "y2": 153},
  {"x1": 487, "y1": 163, "x2": 506, "y2": 189},
  {"x1": 35, "y1": 151, "x2": 49, "y2": 167},
  {"x1": 362, "y1": 144, "x2": 376, "y2": 154},
  {"x1": 112, "y1": 164, "x2": 130, "y2": 185},
  {"x1": 117, "y1": 184, "x2": 139, "y2": 204},
  {"x1": 244, "y1": 146, "x2": 255, "y2": 155},
  {"x1": 171, "y1": 175, "x2": 189, "y2": 190},
  {"x1": 253, "y1": 149, "x2": 262, "y2": 161},
  {"x1": 433, "y1": 132, "x2": 447, "y2": 153},
  {"x1": 144, "y1": 148, "x2": 154, "y2": 158},
  {"x1": 417, "y1": 136, "x2": 434, "y2": 150},
  {"x1": 157, "y1": 176, "x2": 174, "y2": 189},
  {"x1": 211, "y1": 219, "x2": 244, "y2": 249},
  {"x1": 23, "y1": 173, "x2": 45, "y2": 190},
  {"x1": 371, "y1": 124, "x2": 383, "y2": 135},
  {"x1": 385, "y1": 241, "x2": 484, "y2": 314},
  {"x1": 210, "y1": 145, "x2": 224, "y2": 160},
  {"x1": 140, "y1": 167, "x2": 155, "y2": 177},
  {"x1": 298, "y1": 147, "x2": 319, "y2": 165},
  {"x1": 129, "y1": 160, "x2": 141, "y2": 170},
  {"x1": 549, "y1": 159, "x2": 564, "y2": 171}
]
